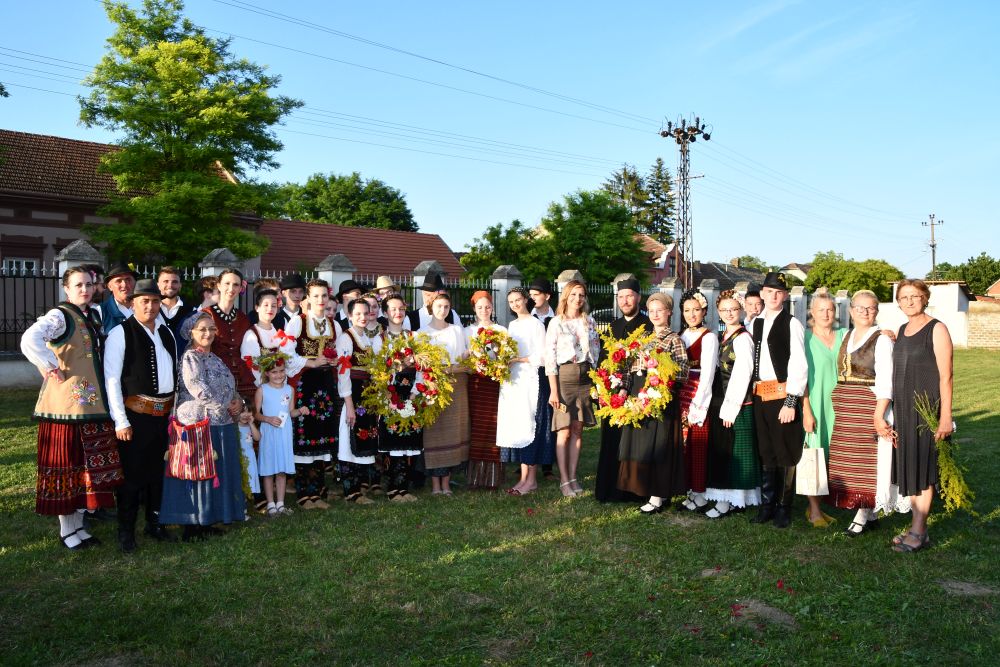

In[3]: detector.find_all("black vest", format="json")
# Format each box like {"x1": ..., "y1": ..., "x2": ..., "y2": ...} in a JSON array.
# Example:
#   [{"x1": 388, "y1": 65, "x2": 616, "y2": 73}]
[
  {"x1": 120, "y1": 317, "x2": 178, "y2": 397},
  {"x1": 753, "y1": 309, "x2": 792, "y2": 382}
]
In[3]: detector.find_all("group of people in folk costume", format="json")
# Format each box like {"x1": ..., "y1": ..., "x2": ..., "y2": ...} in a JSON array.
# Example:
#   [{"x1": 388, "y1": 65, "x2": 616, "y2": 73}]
[
  {"x1": 592, "y1": 273, "x2": 952, "y2": 552},
  {"x1": 23, "y1": 259, "x2": 951, "y2": 555}
]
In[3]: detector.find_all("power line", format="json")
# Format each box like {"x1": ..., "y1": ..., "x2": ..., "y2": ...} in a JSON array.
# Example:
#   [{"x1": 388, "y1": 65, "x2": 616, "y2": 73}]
[
  {"x1": 206, "y1": 29, "x2": 652, "y2": 135},
  {"x1": 209, "y1": 0, "x2": 659, "y2": 126}
]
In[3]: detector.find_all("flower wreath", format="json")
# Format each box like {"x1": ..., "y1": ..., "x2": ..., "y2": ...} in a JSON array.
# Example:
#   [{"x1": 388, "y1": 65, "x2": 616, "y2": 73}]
[
  {"x1": 357, "y1": 333, "x2": 454, "y2": 434},
  {"x1": 462, "y1": 325, "x2": 519, "y2": 383},
  {"x1": 588, "y1": 327, "x2": 681, "y2": 428}
]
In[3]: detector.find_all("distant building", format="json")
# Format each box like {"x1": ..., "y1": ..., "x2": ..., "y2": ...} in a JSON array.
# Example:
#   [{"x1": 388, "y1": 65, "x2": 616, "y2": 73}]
[{"x1": 779, "y1": 262, "x2": 812, "y2": 283}]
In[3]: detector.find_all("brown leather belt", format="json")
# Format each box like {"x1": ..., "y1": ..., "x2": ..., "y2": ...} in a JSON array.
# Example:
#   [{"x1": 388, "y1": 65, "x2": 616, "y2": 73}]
[
  {"x1": 752, "y1": 380, "x2": 787, "y2": 402},
  {"x1": 124, "y1": 394, "x2": 175, "y2": 416}
]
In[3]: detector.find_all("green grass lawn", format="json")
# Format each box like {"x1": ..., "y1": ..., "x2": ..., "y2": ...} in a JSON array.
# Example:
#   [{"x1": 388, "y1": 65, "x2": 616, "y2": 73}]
[{"x1": 1, "y1": 350, "x2": 998, "y2": 665}]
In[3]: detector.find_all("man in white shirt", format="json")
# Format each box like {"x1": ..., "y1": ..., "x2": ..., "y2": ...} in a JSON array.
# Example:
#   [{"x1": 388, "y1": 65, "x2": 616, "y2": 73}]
[
  {"x1": 156, "y1": 266, "x2": 194, "y2": 353},
  {"x1": 104, "y1": 279, "x2": 178, "y2": 553},
  {"x1": 749, "y1": 273, "x2": 807, "y2": 528}
]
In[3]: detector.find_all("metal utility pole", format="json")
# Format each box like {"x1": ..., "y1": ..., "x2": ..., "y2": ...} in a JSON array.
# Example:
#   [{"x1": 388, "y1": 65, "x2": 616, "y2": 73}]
[
  {"x1": 660, "y1": 115, "x2": 710, "y2": 289},
  {"x1": 922, "y1": 214, "x2": 943, "y2": 279}
]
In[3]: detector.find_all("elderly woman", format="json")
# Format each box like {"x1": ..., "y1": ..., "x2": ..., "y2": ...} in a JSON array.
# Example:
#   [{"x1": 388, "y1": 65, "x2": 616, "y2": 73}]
[
  {"x1": 420, "y1": 292, "x2": 470, "y2": 496},
  {"x1": 21, "y1": 266, "x2": 124, "y2": 550},
  {"x1": 799, "y1": 292, "x2": 845, "y2": 527},
  {"x1": 827, "y1": 290, "x2": 909, "y2": 536},
  {"x1": 890, "y1": 279, "x2": 953, "y2": 553},
  {"x1": 159, "y1": 312, "x2": 247, "y2": 540},
  {"x1": 617, "y1": 292, "x2": 689, "y2": 513},
  {"x1": 544, "y1": 279, "x2": 600, "y2": 497},
  {"x1": 465, "y1": 290, "x2": 505, "y2": 490}
]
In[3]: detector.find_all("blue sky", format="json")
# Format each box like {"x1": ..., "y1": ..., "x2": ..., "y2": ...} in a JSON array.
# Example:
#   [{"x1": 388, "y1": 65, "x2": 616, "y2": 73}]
[{"x1": 2, "y1": 0, "x2": 997, "y2": 276}]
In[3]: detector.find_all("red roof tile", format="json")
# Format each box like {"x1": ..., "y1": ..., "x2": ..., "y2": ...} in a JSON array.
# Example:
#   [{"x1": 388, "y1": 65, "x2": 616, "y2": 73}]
[
  {"x1": 0, "y1": 128, "x2": 119, "y2": 202},
  {"x1": 258, "y1": 219, "x2": 464, "y2": 277}
]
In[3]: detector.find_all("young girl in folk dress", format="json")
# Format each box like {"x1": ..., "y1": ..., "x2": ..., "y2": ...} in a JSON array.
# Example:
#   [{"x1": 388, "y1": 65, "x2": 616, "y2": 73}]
[
  {"x1": 465, "y1": 291, "x2": 506, "y2": 490},
  {"x1": 255, "y1": 356, "x2": 306, "y2": 517},
  {"x1": 293, "y1": 280, "x2": 343, "y2": 510}
]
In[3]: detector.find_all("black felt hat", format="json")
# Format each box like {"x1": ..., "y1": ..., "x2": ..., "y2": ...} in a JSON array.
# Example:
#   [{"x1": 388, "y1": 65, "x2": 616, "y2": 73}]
[
  {"x1": 418, "y1": 273, "x2": 446, "y2": 292},
  {"x1": 279, "y1": 273, "x2": 306, "y2": 290},
  {"x1": 761, "y1": 272, "x2": 789, "y2": 291},
  {"x1": 336, "y1": 279, "x2": 364, "y2": 299},
  {"x1": 126, "y1": 278, "x2": 163, "y2": 301},
  {"x1": 106, "y1": 264, "x2": 139, "y2": 281},
  {"x1": 528, "y1": 278, "x2": 553, "y2": 295}
]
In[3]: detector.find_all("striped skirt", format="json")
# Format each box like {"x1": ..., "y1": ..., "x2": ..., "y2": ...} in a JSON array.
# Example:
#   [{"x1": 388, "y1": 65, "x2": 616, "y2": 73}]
[
  {"x1": 467, "y1": 375, "x2": 503, "y2": 489},
  {"x1": 827, "y1": 383, "x2": 878, "y2": 509},
  {"x1": 424, "y1": 372, "x2": 470, "y2": 470},
  {"x1": 680, "y1": 371, "x2": 708, "y2": 493},
  {"x1": 36, "y1": 420, "x2": 123, "y2": 515}
]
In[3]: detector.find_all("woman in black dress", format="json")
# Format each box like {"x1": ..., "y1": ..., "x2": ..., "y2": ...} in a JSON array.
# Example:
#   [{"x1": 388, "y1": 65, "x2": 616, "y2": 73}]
[{"x1": 888, "y1": 279, "x2": 953, "y2": 553}]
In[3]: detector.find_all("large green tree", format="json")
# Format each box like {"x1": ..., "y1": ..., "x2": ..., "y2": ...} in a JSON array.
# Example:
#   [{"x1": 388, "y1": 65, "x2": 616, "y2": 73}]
[
  {"x1": 79, "y1": 0, "x2": 301, "y2": 265},
  {"x1": 460, "y1": 220, "x2": 553, "y2": 280},
  {"x1": 935, "y1": 252, "x2": 1000, "y2": 294},
  {"x1": 805, "y1": 251, "x2": 903, "y2": 301},
  {"x1": 536, "y1": 190, "x2": 648, "y2": 285},
  {"x1": 274, "y1": 172, "x2": 418, "y2": 231}
]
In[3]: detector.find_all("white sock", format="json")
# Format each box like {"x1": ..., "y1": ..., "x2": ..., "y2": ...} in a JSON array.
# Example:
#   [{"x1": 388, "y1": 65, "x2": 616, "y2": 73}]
[
  {"x1": 715, "y1": 501, "x2": 731, "y2": 513},
  {"x1": 73, "y1": 511, "x2": 93, "y2": 540},
  {"x1": 275, "y1": 502, "x2": 284, "y2": 509},
  {"x1": 58, "y1": 514, "x2": 82, "y2": 548},
  {"x1": 692, "y1": 492, "x2": 707, "y2": 506},
  {"x1": 852, "y1": 508, "x2": 869, "y2": 525},
  {"x1": 648, "y1": 496, "x2": 663, "y2": 507},
  {"x1": 267, "y1": 502, "x2": 277, "y2": 510}
]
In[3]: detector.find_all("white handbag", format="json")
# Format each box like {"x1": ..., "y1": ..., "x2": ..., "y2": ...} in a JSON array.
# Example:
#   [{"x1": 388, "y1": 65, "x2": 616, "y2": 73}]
[{"x1": 795, "y1": 445, "x2": 829, "y2": 496}]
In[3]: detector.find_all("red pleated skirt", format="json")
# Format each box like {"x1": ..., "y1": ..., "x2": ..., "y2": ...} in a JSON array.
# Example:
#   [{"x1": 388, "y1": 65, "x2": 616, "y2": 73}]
[{"x1": 36, "y1": 420, "x2": 123, "y2": 515}]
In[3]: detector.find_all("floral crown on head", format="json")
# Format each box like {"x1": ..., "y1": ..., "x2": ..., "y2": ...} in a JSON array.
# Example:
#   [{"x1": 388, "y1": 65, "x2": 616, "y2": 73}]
[
  {"x1": 257, "y1": 350, "x2": 290, "y2": 374},
  {"x1": 681, "y1": 288, "x2": 708, "y2": 310}
]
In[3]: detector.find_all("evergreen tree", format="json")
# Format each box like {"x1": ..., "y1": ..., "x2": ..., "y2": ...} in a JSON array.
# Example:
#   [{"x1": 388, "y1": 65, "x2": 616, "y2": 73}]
[{"x1": 644, "y1": 157, "x2": 674, "y2": 243}]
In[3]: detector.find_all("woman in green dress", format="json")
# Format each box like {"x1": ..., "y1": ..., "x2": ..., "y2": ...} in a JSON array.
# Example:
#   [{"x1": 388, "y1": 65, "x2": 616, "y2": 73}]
[{"x1": 801, "y1": 292, "x2": 845, "y2": 527}]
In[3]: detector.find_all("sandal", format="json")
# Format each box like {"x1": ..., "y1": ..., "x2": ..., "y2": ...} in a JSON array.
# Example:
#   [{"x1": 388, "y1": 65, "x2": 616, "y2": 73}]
[
  {"x1": 506, "y1": 488, "x2": 522, "y2": 496},
  {"x1": 559, "y1": 481, "x2": 576, "y2": 497},
  {"x1": 892, "y1": 531, "x2": 930, "y2": 553},
  {"x1": 705, "y1": 504, "x2": 732, "y2": 519}
]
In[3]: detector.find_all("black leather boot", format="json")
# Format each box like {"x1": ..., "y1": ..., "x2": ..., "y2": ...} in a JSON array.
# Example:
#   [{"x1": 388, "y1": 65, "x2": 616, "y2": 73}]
[
  {"x1": 773, "y1": 467, "x2": 797, "y2": 528},
  {"x1": 751, "y1": 467, "x2": 777, "y2": 524}
]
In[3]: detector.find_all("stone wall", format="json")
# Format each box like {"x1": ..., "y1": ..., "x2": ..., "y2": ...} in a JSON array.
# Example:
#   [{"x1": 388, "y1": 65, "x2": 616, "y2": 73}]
[{"x1": 967, "y1": 301, "x2": 1000, "y2": 349}]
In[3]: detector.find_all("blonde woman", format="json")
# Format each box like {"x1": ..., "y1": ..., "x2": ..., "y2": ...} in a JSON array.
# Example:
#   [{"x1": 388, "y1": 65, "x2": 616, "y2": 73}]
[{"x1": 543, "y1": 280, "x2": 600, "y2": 496}]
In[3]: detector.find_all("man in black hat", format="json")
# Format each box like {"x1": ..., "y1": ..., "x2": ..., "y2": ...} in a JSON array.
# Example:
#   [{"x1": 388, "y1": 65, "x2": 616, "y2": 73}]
[
  {"x1": 104, "y1": 278, "x2": 178, "y2": 552},
  {"x1": 528, "y1": 278, "x2": 556, "y2": 479},
  {"x1": 405, "y1": 272, "x2": 457, "y2": 330},
  {"x1": 274, "y1": 272, "x2": 307, "y2": 331},
  {"x1": 595, "y1": 277, "x2": 652, "y2": 502},
  {"x1": 100, "y1": 264, "x2": 139, "y2": 334},
  {"x1": 334, "y1": 279, "x2": 364, "y2": 331},
  {"x1": 749, "y1": 272, "x2": 807, "y2": 528}
]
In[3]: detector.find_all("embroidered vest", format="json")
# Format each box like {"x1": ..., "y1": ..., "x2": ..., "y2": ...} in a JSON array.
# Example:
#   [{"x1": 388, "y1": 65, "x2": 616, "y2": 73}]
[
  {"x1": 715, "y1": 327, "x2": 752, "y2": 404},
  {"x1": 837, "y1": 329, "x2": 878, "y2": 385},
  {"x1": 33, "y1": 304, "x2": 111, "y2": 422},
  {"x1": 296, "y1": 314, "x2": 335, "y2": 359}
]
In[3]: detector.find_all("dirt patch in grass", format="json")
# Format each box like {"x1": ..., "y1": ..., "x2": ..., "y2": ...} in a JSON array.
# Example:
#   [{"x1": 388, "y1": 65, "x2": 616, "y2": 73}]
[
  {"x1": 937, "y1": 580, "x2": 999, "y2": 597},
  {"x1": 663, "y1": 512, "x2": 701, "y2": 528},
  {"x1": 699, "y1": 566, "x2": 724, "y2": 578},
  {"x1": 731, "y1": 599, "x2": 797, "y2": 631}
]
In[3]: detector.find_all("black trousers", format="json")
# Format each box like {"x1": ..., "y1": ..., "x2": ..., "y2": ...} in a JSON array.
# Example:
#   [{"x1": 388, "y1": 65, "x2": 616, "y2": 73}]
[
  {"x1": 115, "y1": 409, "x2": 169, "y2": 529},
  {"x1": 752, "y1": 397, "x2": 804, "y2": 467}
]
